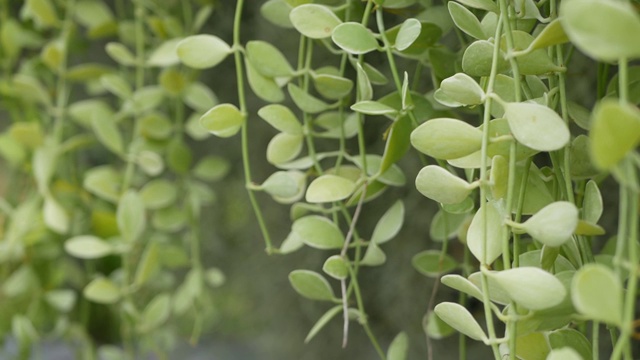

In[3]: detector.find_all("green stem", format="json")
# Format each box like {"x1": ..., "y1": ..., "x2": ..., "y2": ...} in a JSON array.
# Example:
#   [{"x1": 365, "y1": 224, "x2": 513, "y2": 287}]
[
  {"x1": 233, "y1": 0, "x2": 274, "y2": 253},
  {"x1": 478, "y1": 12, "x2": 506, "y2": 360},
  {"x1": 348, "y1": 264, "x2": 386, "y2": 360},
  {"x1": 52, "y1": 0, "x2": 76, "y2": 144}
]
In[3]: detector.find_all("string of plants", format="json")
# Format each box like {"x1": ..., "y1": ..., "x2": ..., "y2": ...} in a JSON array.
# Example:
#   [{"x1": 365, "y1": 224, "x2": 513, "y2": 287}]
[{"x1": 0, "y1": 0, "x2": 639, "y2": 359}]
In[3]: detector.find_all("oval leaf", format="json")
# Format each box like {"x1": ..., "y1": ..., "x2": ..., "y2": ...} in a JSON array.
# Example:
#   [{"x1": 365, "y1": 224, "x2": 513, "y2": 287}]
[
  {"x1": 292, "y1": 215, "x2": 344, "y2": 249},
  {"x1": 177, "y1": 35, "x2": 231, "y2": 69},
  {"x1": 332, "y1": 22, "x2": 379, "y2": 55},
  {"x1": 306, "y1": 174, "x2": 356, "y2": 203},
  {"x1": 415, "y1": 165, "x2": 472, "y2": 204},
  {"x1": 65, "y1": 235, "x2": 113, "y2": 259},
  {"x1": 288, "y1": 269, "x2": 336, "y2": 301},
  {"x1": 589, "y1": 99, "x2": 640, "y2": 170},
  {"x1": 411, "y1": 118, "x2": 483, "y2": 159},
  {"x1": 83, "y1": 277, "x2": 120, "y2": 304},
  {"x1": 467, "y1": 201, "x2": 504, "y2": 264},
  {"x1": 434, "y1": 302, "x2": 487, "y2": 341},
  {"x1": 488, "y1": 267, "x2": 567, "y2": 310},
  {"x1": 290, "y1": 4, "x2": 341, "y2": 39},
  {"x1": 520, "y1": 201, "x2": 578, "y2": 247},
  {"x1": 200, "y1": 103, "x2": 244, "y2": 138},
  {"x1": 504, "y1": 102, "x2": 570, "y2": 151},
  {"x1": 571, "y1": 264, "x2": 623, "y2": 326}
]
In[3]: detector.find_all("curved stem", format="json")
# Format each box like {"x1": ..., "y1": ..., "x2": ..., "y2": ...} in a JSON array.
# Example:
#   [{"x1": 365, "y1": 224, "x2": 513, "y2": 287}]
[{"x1": 233, "y1": 0, "x2": 274, "y2": 253}]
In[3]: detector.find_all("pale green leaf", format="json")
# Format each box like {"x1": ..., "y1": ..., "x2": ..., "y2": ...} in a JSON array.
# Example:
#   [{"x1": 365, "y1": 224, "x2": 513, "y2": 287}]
[
  {"x1": 411, "y1": 118, "x2": 483, "y2": 159},
  {"x1": 200, "y1": 103, "x2": 244, "y2": 138},
  {"x1": 434, "y1": 72, "x2": 484, "y2": 107},
  {"x1": 105, "y1": 42, "x2": 136, "y2": 66},
  {"x1": 371, "y1": 200, "x2": 404, "y2": 244},
  {"x1": 415, "y1": 165, "x2": 473, "y2": 204},
  {"x1": 246, "y1": 40, "x2": 294, "y2": 77},
  {"x1": 434, "y1": 302, "x2": 487, "y2": 341},
  {"x1": 289, "y1": 4, "x2": 341, "y2": 39},
  {"x1": 64, "y1": 235, "x2": 113, "y2": 259},
  {"x1": 467, "y1": 201, "x2": 504, "y2": 264},
  {"x1": 304, "y1": 305, "x2": 342, "y2": 343},
  {"x1": 289, "y1": 270, "x2": 336, "y2": 301},
  {"x1": 147, "y1": 38, "x2": 181, "y2": 67},
  {"x1": 288, "y1": 83, "x2": 330, "y2": 113},
  {"x1": 83, "y1": 277, "x2": 120, "y2": 304},
  {"x1": 177, "y1": 35, "x2": 231, "y2": 69},
  {"x1": 488, "y1": 267, "x2": 566, "y2": 310},
  {"x1": 412, "y1": 250, "x2": 458, "y2": 277},
  {"x1": 520, "y1": 201, "x2": 578, "y2": 247},
  {"x1": 292, "y1": 215, "x2": 344, "y2": 249},
  {"x1": 360, "y1": 242, "x2": 387, "y2": 266},
  {"x1": 117, "y1": 190, "x2": 146, "y2": 242},
  {"x1": 332, "y1": 22, "x2": 379, "y2": 55},
  {"x1": 589, "y1": 99, "x2": 640, "y2": 170},
  {"x1": 258, "y1": 104, "x2": 302, "y2": 134},
  {"x1": 43, "y1": 195, "x2": 69, "y2": 234},
  {"x1": 322, "y1": 255, "x2": 349, "y2": 280},
  {"x1": 395, "y1": 19, "x2": 422, "y2": 51},
  {"x1": 306, "y1": 174, "x2": 356, "y2": 203},
  {"x1": 387, "y1": 332, "x2": 409, "y2": 360},
  {"x1": 350, "y1": 101, "x2": 398, "y2": 116},
  {"x1": 505, "y1": 102, "x2": 570, "y2": 151},
  {"x1": 571, "y1": 264, "x2": 623, "y2": 325},
  {"x1": 448, "y1": 2, "x2": 486, "y2": 40},
  {"x1": 560, "y1": 0, "x2": 640, "y2": 61},
  {"x1": 138, "y1": 293, "x2": 171, "y2": 333},
  {"x1": 267, "y1": 133, "x2": 304, "y2": 165}
]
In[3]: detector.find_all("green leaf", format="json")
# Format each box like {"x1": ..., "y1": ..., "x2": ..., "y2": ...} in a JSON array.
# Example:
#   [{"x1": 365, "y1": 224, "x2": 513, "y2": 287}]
[
  {"x1": 91, "y1": 110, "x2": 123, "y2": 155},
  {"x1": 166, "y1": 139, "x2": 192, "y2": 175},
  {"x1": 434, "y1": 302, "x2": 487, "y2": 341},
  {"x1": 183, "y1": 82, "x2": 218, "y2": 112},
  {"x1": 412, "y1": 250, "x2": 458, "y2": 277},
  {"x1": 387, "y1": 332, "x2": 409, "y2": 360},
  {"x1": 280, "y1": 231, "x2": 305, "y2": 254},
  {"x1": 395, "y1": 19, "x2": 421, "y2": 51},
  {"x1": 441, "y1": 274, "x2": 483, "y2": 301},
  {"x1": 304, "y1": 305, "x2": 342, "y2": 343},
  {"x1": 138, "y1": 293, "x2": 171, "y2": 333},
  {"x1": 64, "y1": 235, "x2": 113, "y2": 259},
  {"x1": 146, "y1": 38, "x2": 181, "y2": 67},
  {"x1": 288, "y1": 83, "x2": 330, "y2": 113},
  {"x1": 312, "y1": 74, "x2": 353, "y2": 100},
  {"x1": 525, "y1": 19, "x2": 569, "y2": 53},
  {"x1": 520, "y1": 201, "x2": 578, "y2": 247},
  {"x1": 105, "y1": 42, "x2": 136, "y2": 66},
  {"x1": 589, "y1": 99, "x2": 640, "y2": 170},
  {"x1": 455, "y1": 0, "x2": 497, "y2": 12},
  {"x1": 583, "y1": 180, "x2": 603, "y2": 224},
  {"x1": 411, "y1": 118, "x2": 483, "y2": 159},
  {"x1": 134, "y1": 241, "x2": 160, "y2": 286},
  {"x1": 12, "y1": 315, "x2": 38, "y2": 347},
  {"x1": 261, "y1": 170, "x2": 306, "y2": 201},
  {"x1": 462, "y1": 40, "x2": 509, "y2": 76},
  {"x1": 332, "y1": 22, "x2": 379, "y2": 55},
  {"x1": 177, "y1": 35, "x2": 232, "y2": 69},
  {"x1": 140, "y1": 179, "x2": 177, "y2": 210},
  {"x1": 43, "y1": 195, "x2": 69, "y2": 234},
  {"x1": 290, "y1": 4, "x2": 342, "y2": 39},
  {"x1": 44, "y1": 290, "x2": 76, "y2": 313},
  {"x1": 467, "y1": 201, "x2": 504, "y2": 264},
  {"x1": 245, "y1": 59, "x2": 285, "y2": 103},
  {"x1": 488, "y1": 267, "x2": 566, "y2": 310},
  {"x1": 3, "y1": 266, "x2": 38, "y2": 297},
  {"x1": 200, "y1": 103, "x2": 244, "y2": 138},
  {"x1": 26, "y1": 0, "x2": 59, "y2": 28},
  {"x1": 117, "y1": 190, "x2": 146, "y2": 242},
  {"x1": 361, "y1": 242, "x2": 387, "y2": 266},
  {"x1": 83, "y1": 277, "x2": 120, "y2": 304},
  {"x1": 415, "y1": 165, "x2": 473, "y2": 205},
  {"x1": 435, "y1": 73, "x2": 485, "y2": 107},
  {"x1": 246, "y1": 40, "x2": 294, "y2": 77},
  {"x1": 152, "y1": 206, "x2": 187, "y2": 233},
  {"x1": 323, "y1": 255, "x2": 349, "y2": 280},
  {"x1": 448, "y1": 2, "x2": 486, "y2": 40},
  {"x1": 371, "y1": 200, "x2": 404, "y2": 244},
  {"x1": 267, "y1": 133, "x2": 304, "y2": 165},
  {"x1": 548, "y1": 328, "x2": 592, "y2": 360},
  {"x1": 306, "y1": 174, "x2": 356, "y2": 203},
  {"x1": 425, "y1": 310, "x2": 456, "y2": 340},
  {"x1": 351, "y1": 100, "x2": 398, "y2": 116},
  {"x1": 135, "y1": 151, "x2": 164, "y2": 177},
  {"x1": 289, "y1": 270, "x2": 336, "y2": 301},
  {"x1": 503, "y1": 31, "x2": 564, "y2": 75},
  {"x1": 504, "y1": 102, "x2": 570, "y2": 151},
  {"x1": 193, "y1": 156, "x2": 230, "y2": 182},
  {"x1": 560, "y1": 0, "x2": 640, "y2": 61},
  {"x1": 546, "y1": 348, "x2": 583, "y2": 360},
  {"x1": 430, "y1": 210, "x2": 469, "y2": 241},
  {"x1": 571, "y1": 264, "x2": 623, "y2": 326},
  {"x1": 356, "y1": 63, "x2": 373, "y2": 101},
  {"x1": 83, "y1": 166, "x2": 120, "y2": 203},
  {"x1": 100, "y1": 73, "x2": 131, "y2": 99},
  {"x1": 139, "y1": 112, "x2": 172, "y2": 140},
  {"x1": 258, "y1": 104, "x2": 302, "y2": 134},
  {"x1": 380, "y1": 115, "x2": 412, "y2": 174},
  {"x1": 261, "y1": 0, "x2": 294, "y2": 29},
  {"x1": 292, "y1": 215, "x2": 344, "y2": 249}
]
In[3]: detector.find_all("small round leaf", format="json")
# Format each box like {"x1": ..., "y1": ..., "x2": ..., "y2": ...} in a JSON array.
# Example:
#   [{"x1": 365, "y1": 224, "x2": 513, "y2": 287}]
[
  {"x1": 177, "y1": 35, "x2": 231, "y2": 69},
  {"x1": 200, "y1": 103, "x2": 244, "y2": 138},
  {"x1": 288, "y1": 270, "x2": 336, "y2": 301},
  {"x1": 415, "y1": 165, "x2": 472, "y2": 204}
]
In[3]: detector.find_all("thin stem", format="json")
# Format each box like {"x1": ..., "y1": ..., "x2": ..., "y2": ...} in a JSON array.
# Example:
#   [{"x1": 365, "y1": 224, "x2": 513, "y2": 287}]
[
  {"x1": 52, "y1": 0, "x2": 76, "y2": 144},
  {"x1": 478, "y1": 12, "x2": 506, "y2": 360},
  {"x1": 233, "y1": 0, "x2": 274, "y2": 253}
]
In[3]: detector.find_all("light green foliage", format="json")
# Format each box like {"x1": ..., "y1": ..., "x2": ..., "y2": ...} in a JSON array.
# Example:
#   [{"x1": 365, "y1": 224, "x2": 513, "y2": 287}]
[{"x1": 2, "y1": 0, "x2": 639, "y2": 358}]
